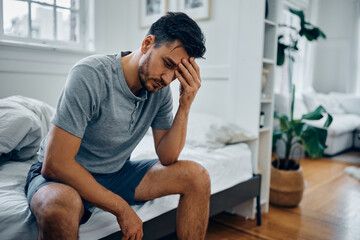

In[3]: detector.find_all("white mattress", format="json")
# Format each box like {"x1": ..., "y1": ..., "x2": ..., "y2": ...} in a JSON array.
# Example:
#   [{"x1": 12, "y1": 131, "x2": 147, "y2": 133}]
[{"x1": 0, "y1": 135, "x2": 252, "y2": 240}]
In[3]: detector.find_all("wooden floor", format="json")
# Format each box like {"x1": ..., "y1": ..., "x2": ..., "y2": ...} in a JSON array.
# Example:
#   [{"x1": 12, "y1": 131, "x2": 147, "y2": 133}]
[{"x1": 205, "y1": 157, "x2": 360, "y2": 240}]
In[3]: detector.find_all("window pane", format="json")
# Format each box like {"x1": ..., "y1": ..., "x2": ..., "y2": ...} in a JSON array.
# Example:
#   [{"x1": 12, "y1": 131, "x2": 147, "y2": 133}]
[
  {"x1": 3, "y1": 0, "x2": 29, "y2": 37},
  {"x1": 56, "y1": 9, "x2": 78, "y2": 42},
  {"x1": 57, "y1": 0, "x2": 77, "y2": 9},
  {"x1": 31, "y1": 3, "x2": 54, "y2": 40},
  {"x1": 34, "y1": 0, "x2": 54, "y2": 5}
]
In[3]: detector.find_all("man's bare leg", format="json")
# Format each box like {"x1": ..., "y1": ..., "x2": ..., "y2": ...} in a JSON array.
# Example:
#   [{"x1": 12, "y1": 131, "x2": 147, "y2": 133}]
[
  {"x1": 30, "y1": 183, "x2": 85, "y2": 240},
  {"x1": 135, "y1": 160, "x2": 211, "y2": 239}
]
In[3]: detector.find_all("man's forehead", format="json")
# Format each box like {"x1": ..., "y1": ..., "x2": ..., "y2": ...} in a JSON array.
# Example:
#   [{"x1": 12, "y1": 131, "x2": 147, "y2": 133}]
[{"x1": 163, "y1": 42, "x2": 189, "y2": 63}]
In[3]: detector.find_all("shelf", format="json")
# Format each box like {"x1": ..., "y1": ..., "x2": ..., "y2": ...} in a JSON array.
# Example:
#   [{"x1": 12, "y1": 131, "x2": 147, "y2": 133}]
[
  {"x1": 261, "y1": 98, "x2": 272, "y2": 103},
  {"x1": 259, "y1": 127, "x2": 271, "y2": 132},
  {"x1": 265, "y1": 19, "x2": 276, "y2": 27},
  {"x1": 263, "y1": 58, "x2": 275, "y2": 64}
]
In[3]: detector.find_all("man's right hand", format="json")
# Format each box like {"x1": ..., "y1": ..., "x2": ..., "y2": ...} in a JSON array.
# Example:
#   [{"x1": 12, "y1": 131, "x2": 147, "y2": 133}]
[{"x1": 117, "y1": 204, "x2": 143, "y2": 240}]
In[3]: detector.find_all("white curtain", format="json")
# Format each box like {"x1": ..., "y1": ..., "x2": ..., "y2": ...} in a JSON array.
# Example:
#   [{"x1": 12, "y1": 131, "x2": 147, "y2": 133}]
[{"x1": 274, "y1": 3, "x2": 309, "y2": 96}]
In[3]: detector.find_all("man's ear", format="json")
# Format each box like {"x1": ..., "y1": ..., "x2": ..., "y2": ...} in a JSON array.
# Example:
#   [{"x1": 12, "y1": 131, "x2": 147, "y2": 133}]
[{"x1": 141, "y1": 35, "x2": 155, "y2": 54}]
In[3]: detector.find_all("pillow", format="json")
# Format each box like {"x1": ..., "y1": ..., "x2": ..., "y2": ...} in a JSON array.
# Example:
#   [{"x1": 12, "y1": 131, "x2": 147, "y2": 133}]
[
  {"x1": 185, "y1": 112, "x2": 256, "y2": 149},
  {"x1": 330, "y1": 92, "x2": 360, "y2": 115},
  {"x1": 302, "y1": 87, "x2": 320, "y2": 112},
  {"x1": 338, "y1": 96, "x2": 360, "y2": 115},
  {"x1": 316, "y1": 93, "x2": 345, "y2": 114},
  {"x1": 302, "y1": 88, "x2": 346, "y2": 114},
  {"x1": 0, "y1": 96, "x2": 55, "y2": 162}
]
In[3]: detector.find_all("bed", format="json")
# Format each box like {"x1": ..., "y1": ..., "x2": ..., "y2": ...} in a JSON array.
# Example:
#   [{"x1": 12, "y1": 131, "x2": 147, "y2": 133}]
[{"x1": 0, "y1": 96, "x2": 261, "y2": 240}]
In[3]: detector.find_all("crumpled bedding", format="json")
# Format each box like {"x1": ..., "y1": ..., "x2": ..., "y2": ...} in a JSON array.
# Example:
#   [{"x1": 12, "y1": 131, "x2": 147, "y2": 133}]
[
  {"x1": 0, "y1": 157, "x2": 39, "y2": 240},
  {"x1": 0, "y1": 95, "x2": 54, "y2": 162},
  {"x1": 0, "y1": 95, "x2": 54, "y2": 240}
]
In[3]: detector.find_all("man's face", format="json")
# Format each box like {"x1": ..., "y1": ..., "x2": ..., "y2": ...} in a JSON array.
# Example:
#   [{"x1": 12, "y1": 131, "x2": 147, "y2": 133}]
[{"x1": 138, "y1": 40, "x2": 189, "y2": 93}]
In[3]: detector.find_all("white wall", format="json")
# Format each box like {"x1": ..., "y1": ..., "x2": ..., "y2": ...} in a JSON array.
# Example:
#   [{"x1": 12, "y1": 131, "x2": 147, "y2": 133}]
[
  {"x1": 110, "y1": 0, "x2": 264, "y2": 134},
  {"x1": 0, "y1": 44, "x2": 88, "y2": 107},
  {"x1": 0, "y1": 0, "x2": 265, "y2": 135},
  {"x1": 312, "y1": 0, "x2": 359, "y2": 94}
]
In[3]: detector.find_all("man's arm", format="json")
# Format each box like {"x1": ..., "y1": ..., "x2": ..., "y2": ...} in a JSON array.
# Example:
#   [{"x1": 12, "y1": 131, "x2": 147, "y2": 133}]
[
  {"x1": 41, "y1": 125, "x2": 143, "y2": 239},
  {"x1": 153, "y1": 57, "x2": 201, "y2": 165}
]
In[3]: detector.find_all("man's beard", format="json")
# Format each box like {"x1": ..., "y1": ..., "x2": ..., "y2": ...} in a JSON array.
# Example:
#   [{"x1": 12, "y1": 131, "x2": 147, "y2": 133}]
[
  {"x1": 138, "y1": 53, "x2": 151, "y2": 92},
  {"x1": 138, "y1": 52, "x2": 166, "y2": 93}
]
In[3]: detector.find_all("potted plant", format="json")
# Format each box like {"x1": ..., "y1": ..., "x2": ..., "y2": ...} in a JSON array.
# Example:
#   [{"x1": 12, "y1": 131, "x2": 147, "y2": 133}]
[{"x1": 271, "y1": 85, "x2": 333, "y2": 207}]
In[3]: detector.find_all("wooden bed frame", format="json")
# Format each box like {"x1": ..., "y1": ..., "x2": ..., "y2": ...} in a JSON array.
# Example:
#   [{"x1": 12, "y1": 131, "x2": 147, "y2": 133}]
[{"x1": 101, "y1": 174, "x2": 262, "y2": 240}]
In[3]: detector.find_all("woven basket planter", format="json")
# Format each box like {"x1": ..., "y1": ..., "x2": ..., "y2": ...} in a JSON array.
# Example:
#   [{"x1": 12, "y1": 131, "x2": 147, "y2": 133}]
[{"x1": 270, "y1": 165, "x2": 305, "y2": 207}]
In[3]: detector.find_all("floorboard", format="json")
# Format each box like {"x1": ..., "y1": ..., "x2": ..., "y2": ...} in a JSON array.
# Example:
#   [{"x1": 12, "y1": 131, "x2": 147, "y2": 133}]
[{"x1": 206, "y1": 155, "x2": 360, "y2": 240}]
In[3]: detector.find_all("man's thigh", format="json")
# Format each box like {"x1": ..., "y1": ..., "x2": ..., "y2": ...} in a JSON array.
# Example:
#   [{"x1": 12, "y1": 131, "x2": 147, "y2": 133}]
[{"x1": 134, "y1": 160, "x2": 209, "y2": 201}]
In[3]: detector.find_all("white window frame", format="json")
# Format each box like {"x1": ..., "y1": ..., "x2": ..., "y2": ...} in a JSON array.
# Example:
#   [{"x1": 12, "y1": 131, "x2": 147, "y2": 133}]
[{"x1": 0, "y1": 0, "x2": 93, "y2": 51}]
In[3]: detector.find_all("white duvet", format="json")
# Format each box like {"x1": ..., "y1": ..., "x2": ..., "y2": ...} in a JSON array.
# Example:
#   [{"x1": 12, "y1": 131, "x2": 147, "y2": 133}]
[{"x1": 0, "y1": 135, "x2": 252, "y2": 240}]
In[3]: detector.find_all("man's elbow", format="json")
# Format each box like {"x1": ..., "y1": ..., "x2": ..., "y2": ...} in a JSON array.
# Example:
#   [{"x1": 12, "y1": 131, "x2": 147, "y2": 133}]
[
  {"x1": 41, "y1": 157, "x2": 60, "y2": 181},
  {"x1": 159, "y1": 157, "x2": 178, "y2": 166},
  {"x1": 156, "y1": 148, "x2": 180, "y2": 166}
]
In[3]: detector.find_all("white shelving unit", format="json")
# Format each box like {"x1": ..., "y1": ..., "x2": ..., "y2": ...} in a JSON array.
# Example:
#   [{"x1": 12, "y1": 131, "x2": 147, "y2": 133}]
[
  {"x1": 226, "y1": 0, "x2": 283, "y2": 219},
  {"x1": 258, "y1": 0, "x2": 282, "y2": 213}
]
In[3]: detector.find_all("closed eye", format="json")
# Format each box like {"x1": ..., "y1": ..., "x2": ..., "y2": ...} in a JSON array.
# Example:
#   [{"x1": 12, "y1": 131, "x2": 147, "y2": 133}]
[
  {"x1": 164, "y1": 60, "x2": 174, "y2": 69},
  {"x1": 163, "y1": 57, "x2": 177, "y2": 70}
]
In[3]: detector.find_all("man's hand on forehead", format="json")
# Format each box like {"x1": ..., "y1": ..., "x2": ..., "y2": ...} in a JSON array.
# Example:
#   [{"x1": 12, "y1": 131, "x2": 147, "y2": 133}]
[{"x1": 175, "y1": 57, "x2": 201, "y2": 110}]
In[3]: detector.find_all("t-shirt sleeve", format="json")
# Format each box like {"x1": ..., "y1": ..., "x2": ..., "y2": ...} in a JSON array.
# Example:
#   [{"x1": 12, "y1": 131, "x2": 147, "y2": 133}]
[
  {"x1": 151, "y1": 87, "x2": 173, "y2": 130},
  {"x1": 51, "y1": 65, "x2": 102, "y2": 138}
]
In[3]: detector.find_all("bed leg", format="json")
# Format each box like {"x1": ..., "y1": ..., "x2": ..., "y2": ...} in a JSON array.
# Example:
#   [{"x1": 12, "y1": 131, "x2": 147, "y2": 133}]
[
  {"x1": 256, "y1": 194, "x2": 262, "y2": 226},
  {"x1": 255, "y1": 174, "x2": 262, "y2": 226}
]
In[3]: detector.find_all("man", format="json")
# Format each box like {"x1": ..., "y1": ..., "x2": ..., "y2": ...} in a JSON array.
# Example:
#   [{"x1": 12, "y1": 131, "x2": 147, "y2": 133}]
[{"x1": 25, "y1": 12, "x2": 210, "y2": 240}]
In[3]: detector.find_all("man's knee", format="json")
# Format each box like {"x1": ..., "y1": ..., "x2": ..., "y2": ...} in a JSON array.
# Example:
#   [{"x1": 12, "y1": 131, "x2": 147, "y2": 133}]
[
  {"x1": 31, "y1": 184, "x2": 84, "y2": 229},
  {"x1": 183, "y1": 161, "x2": 211, "y2": 196}
]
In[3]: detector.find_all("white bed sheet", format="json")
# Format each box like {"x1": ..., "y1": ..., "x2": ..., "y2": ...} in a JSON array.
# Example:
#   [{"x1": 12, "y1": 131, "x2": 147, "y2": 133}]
[{"x1": 0, "y1": 135, "x2": 252, "y2": 240}]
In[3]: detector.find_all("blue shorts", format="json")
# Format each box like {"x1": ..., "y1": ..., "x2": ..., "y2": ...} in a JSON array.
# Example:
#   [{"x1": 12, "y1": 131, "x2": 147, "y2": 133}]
[{"x1": 25, "y1": 158, "x2": 159, "y2": 224}]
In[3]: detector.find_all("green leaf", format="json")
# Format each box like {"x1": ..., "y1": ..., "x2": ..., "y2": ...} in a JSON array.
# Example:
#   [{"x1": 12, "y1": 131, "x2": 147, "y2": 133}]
[
  {"x1": 324, "y1": 114, "x2": 333, "y2": 128},
  {"x1": 300, "y1": 126, "x2": 327, "y2": 158},
  {"x1": 316, "y1": 127, "x2": 328, "y2": 149},
  {"x1": 289, "y1": 8, "x2": 305, "y2": 25},
  {"x1": 301, "y1": 105, "x2": 326, "y2": 120},
  {"x1": 301, "y1": 105, "x2": 333, "y2": 128},
  {"x1": 279, "y1": 116, "x2": 291, "y2": 132},
  {"x1": 293, "y1": 122, "x2": 305, "y2": 136},
  {"x1": 274, "y1": 111, "x2": 281, "y2": 119},
  {"x1": 277, "y1": 42, "x2": 287, "y2": 66}
]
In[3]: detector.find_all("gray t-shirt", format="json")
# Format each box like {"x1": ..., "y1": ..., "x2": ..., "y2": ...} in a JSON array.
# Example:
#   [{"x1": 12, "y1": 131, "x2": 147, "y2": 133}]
[{"x1": 38, "y1": 52, "x2": 173, "y2": 174}]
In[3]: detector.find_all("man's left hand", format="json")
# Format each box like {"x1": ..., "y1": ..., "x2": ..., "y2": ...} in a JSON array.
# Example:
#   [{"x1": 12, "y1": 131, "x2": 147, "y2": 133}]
[{"x1": 175, "y1": 57, "x2": 201, "y2": 111}]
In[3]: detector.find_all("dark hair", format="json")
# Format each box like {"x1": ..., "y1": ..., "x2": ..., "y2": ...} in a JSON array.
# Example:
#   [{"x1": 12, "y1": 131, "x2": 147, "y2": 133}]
[{"x1": 147, "y1": 12, "x2": 206, "y2": 58}]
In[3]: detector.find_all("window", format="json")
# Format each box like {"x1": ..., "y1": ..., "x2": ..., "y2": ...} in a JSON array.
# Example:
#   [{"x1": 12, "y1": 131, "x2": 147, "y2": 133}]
[
  {"x1": 275, "y1": 0, "x2": 311, "y2": 95},
  {"x1": 0, "y1": 0, "x2": 91, "y2": 50}
]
